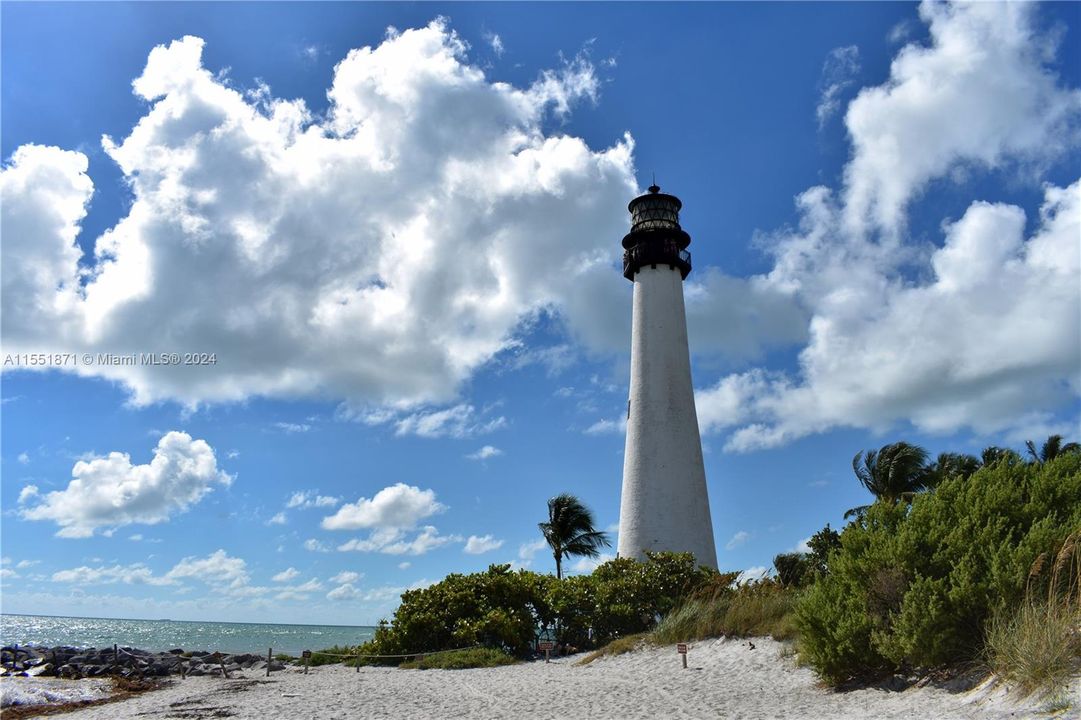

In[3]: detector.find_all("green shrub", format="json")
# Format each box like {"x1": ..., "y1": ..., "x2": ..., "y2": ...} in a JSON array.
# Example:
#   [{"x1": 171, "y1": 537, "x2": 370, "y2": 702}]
[
  {"x1": 577, "y1": 633, "x2": 652, "y2": 665},
  {"x1": 796, "y1": 454, "x2": 1081, "y2": 684},
  {"x1": 398, "y1": 648, "x2": 518, "y2": 669},
  {"x1": 308, "y1": 645, "x2": 359, "y2": 667},
  {"x1": 773, "y1": 553, "x2": 813, "y2": 587}
]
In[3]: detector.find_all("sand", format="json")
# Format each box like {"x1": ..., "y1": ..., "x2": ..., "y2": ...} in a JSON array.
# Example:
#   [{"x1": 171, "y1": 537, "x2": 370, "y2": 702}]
[{"x1": 8, "y1": 638, "x2": 1076, "y2": 719}]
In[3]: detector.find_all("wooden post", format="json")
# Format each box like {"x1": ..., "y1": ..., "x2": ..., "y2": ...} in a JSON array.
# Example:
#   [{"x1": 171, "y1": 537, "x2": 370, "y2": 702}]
[
  {"x1": 545, "y1": 647, "x2": 550, "y2": 664},
  {"x1": 303, "y1": 650, "x2": 310, "y2": 675},
  {"x1": 356, "y1": 652, "x2": 361, "y2": 673},
  {"x1": 113, "y1": 643, "x2": 118, "y2": 664},
  {"x1": 267, "y1": 648, "x2": 272, "y2": 677},
  {"x1": 677, "y1": 643, "x2": 688, "y2": 669},
  {"x1": 682, "y1": 652, "x2": 688, "y2": 669}
]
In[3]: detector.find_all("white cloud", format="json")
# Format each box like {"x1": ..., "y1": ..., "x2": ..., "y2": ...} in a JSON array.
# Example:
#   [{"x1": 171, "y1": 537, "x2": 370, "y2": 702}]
[
  {"x1": 20, "y1": 432, "x2": 231, "y2": 537},
  {"x1": 843, "y1": 1, "x2": 1081, "y2": 236},
  {"x1": 584, "y1": 417, "x2": 626, "y2": 435},
  {"x1": 338, "y1": 526, "x2": 461, "y2": 556},
  {"x1": 816, "y1": 46, "x2": 860, "y2": 128},
  {"x1": 272, "y1": 567, "x2": 300, "y2": 582},
  {"x1": 793, "y1": 536, "x2": 813, "y2": 554},
  {"x1": 484, "y1": 32, "x2": 504, "y2": 57},
  {"x1": 273, "y1": 422, "x2": 311, "y2": 433},
  {"x1": 285, "y1": 490, "x2": 340, "y2": 509},
  {"x1": 466, "y1": 445, "x2": 502, "y2": 461},
  {"x1": 322, "y1": 483, "x2": 445, "y2": 531},
  {"x1": 515, "y1": 538, "x2": 549, "y2": 568},
  {"x1": 695, "y1": 2, "x2": 1081, "y2": 451},
  {"x1": 330, "y1": 570, "x2": 361, "y2": 584},
  {"x1": 303, "y1": 538, "x2": 331, "y2": 553},
  {"x1": 267, "y1": 512, "x2": 287, "y2": 526},
  {"x1": 571, "y1": 552, "x2": 614, "y2": 574},
  {"x1": 389, "y1": 404, "x2": 507, "y2": 439},
  {"x1": 129, "y1": 534, "x2": 143, "y2": 541},
  {"x1": 737, "y1": 566, "x2": 770, "y2": 585},
  {"x1": 17, "y1": 485, "x2": 39, "y2": 504},
  {"x1": 52, "y1": 563, "x2": 176, "y2": 586},
  {"x1": 725, "y1": 531, "x2": 750, "y2": 550},
  {"x1": 397, "y1": 561, "x2": 411, "y2": 570},
  {"x1": 327, "y1": 583, "x2": 359, "y2": 601},
  {"x1": 1, "y1": 23, "x2": 635, "y2": 414},
  {"x1": 166, "y1": 549, "x2": 249, "y2": 589},
  {"x1": 463, "y1": 534, "x2": 504, "y2": 554},
  {"x1": 17, "y1": 452, "x2": 29, "y2": 465},
  {"x1": 0, "y1": 568, "x2": 18, "y2": 579}
]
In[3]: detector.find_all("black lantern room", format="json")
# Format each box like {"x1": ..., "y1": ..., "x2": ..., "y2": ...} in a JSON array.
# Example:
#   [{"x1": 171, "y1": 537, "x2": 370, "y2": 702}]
[{"x1": 621, "y1": 184, "x2": 692, "y2": 281}]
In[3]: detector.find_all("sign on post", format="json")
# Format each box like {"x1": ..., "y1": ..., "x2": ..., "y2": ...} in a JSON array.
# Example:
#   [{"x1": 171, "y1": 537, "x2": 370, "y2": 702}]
[
  {"x1": 538, "y1": 641, "x2": 555, "y2": 663},
  {"x1": 302, "y1": 649, "x2": 312, "y2": 674},
  {"x1": 677, "y1": 643, "x2": 688, "y2": 669}
]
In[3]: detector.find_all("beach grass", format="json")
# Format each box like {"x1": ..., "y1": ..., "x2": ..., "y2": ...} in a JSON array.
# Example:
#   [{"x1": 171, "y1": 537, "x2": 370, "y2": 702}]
[
  {"x1": 398, "y1": 648, "x2": 518, "y2": 670},
  {"x1": 652, "y1": 583, "x2": 799, "y2": 645},
  {"x1": 577, "y1": 633, "x2": 653, "y2": 665},
  {"x1": 985, "y1": 600, "x2": 1080, "y2": 699}
]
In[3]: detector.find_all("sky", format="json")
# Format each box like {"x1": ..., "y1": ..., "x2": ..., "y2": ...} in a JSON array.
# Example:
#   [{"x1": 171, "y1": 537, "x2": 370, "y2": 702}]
[{"x1": 1, "y1": 1, "x2": 1079, "y2": 626}]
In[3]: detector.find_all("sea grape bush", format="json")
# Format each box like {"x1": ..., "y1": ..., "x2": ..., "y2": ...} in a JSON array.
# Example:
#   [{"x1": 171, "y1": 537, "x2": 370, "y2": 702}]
[
  {"x1": 796, "y1": 454, "x2": 1081, "y2": 683},
  {"x1": 355, "y1": 552, "x2": 716, "y2": 663}
]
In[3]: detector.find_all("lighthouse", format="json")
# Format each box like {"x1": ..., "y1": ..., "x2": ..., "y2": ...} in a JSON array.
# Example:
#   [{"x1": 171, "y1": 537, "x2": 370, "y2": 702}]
[{"x1": 617, "y1": 183, "x2": 718, "y2": 569}]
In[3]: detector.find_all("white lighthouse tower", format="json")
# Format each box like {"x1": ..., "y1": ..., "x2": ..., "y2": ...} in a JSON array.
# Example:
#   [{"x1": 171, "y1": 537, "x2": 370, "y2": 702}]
[{"x1": 617, "y1": 183, "x2": 718, "y2": 569}]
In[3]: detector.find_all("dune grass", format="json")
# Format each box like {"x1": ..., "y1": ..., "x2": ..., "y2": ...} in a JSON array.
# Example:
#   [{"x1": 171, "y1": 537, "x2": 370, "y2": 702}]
[
  {"x1": 652, "y1": 582, "x2": 799, "y2": 645},
  {"x1": 398, "y1": 647, "x2": 518, "y2": 669},
  {"x1": 985, "y1": 532, "x2": 1081, "y2": 700},
  {"x1": 577, "y1": 633, "x2": 653, "y2": 665}
]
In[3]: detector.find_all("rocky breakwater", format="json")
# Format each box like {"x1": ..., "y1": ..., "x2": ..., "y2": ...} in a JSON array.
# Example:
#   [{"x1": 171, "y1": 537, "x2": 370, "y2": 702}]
[{"x1": 1, "y1": 645, "x2": 287, "y2": 679}]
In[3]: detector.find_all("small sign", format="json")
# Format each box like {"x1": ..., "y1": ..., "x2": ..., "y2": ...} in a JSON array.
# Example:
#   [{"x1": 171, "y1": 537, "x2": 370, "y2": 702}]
[
  {"x1": 676, "y1": 643, "x2": 688, "y2": 654},
  {"x1": 302, "y1": 650, "x2": 312, "y2": 659},
  {"x1": 538, "y1": 641, "x2": 555, "y2": 651}
]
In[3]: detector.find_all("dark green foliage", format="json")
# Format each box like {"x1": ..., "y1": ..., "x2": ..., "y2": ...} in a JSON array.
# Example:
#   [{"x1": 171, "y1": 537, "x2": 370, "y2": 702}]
[
  {"x1": 773, "y1": 552, "x2": 812, "y2": 587},
  {"x1": 355, "y1": 552, "x2": 715, "y2": 664},
  {"x1": 355, "y1": 564, "x2": 555, "y2": 663},
  {"x1": 796, "y1": 454, "x2": 1081, "y2": 684},
  {"x1": 806, "y1": 524, "x2": 842, "y2": 575},
  {"x1": 844, "y1": 441, "x2": 930, "y2": 519},
  {"x1": 1025, "y1": 434, "x2": 1081, "y2": 464},
  {"x1": 653, "y1": 579, "x2": 799, "y2": 644},
  {"x1": 398, "y1": 648, "x2": 518, "y2": 669},
  {"x1": 981, "y1": 446, "x2": 1022, "y2": 467},
  {"x1": 923, "y1": 452, "x2": 980, "y2": 488},
  {"x1": 538, "y1": 494, "x2": 611, "y2": 579}
]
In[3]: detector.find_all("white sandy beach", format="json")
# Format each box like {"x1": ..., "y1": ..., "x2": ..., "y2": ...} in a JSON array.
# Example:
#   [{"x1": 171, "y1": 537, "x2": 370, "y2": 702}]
[{"x1": 8, "y1": 637, "x2": 1074, "y2": 720}]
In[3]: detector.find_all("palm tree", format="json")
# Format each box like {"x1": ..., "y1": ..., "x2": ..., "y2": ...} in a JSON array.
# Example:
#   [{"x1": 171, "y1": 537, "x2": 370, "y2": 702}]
[
  {"x1": 538, "y1": 494, "x2": 611, "y2": 579},
  {"x1": 980, "y1": 446, "x2": 1020, "y2": 467},
  {"x1": 1025, "y1": 434, "x2": 1081, "y2": 465},
  {"x1": 924, "y1": 452, "x2": 980, "y2": 489},
  {"x1": 844, "y1": 441, "x2": 929, "y2": 520}
]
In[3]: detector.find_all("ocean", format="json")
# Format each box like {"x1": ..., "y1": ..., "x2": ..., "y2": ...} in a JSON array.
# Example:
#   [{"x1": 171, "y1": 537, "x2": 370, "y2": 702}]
[{"x1": 0, "y1": 614, "x2": 376, "y2": 656}]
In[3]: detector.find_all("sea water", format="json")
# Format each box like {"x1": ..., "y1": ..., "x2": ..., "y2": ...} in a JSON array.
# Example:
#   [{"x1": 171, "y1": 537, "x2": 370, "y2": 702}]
[{"x1": 0, "y1": 614, "x2": 376, "y2": 656}]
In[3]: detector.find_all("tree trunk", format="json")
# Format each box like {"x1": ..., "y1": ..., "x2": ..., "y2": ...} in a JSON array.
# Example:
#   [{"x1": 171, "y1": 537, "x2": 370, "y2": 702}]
[{"x1": 555, "y1": 552, "x2": 562, "y2": 580}]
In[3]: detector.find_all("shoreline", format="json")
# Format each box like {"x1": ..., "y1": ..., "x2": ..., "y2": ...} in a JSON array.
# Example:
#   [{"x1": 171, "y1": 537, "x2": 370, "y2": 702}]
[{"x1": 5, "y1": 637, "x2": 1074, "y2": 719}]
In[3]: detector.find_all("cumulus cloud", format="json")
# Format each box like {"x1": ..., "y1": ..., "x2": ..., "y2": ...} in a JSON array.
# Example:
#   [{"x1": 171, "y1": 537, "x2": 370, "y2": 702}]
[
  {"x1": 389, "y1": 404, "x2": 507, "y2": 439},
  {"x1": 466, "y1": 445, "x2": 502, "y2": 460},
  {"x1": 273, "y1": 422, "x2": 311, "y2": 434},
  {"x1": 338, "y1": 526, "x2": 461, "y2": 556},
  {"x1": 267, "y1": 512, "x2": 287, "y2": 526},
  {"x1": 19, "y1": 431, "x2": 231, "y2": 537},
  {"x1": 272, "y1": 567, "x2": 299, "y2": 582},
  {"x1": 584, "y1": 416, "x2": 626, "y2": 435},
  {"x1": 843, "y1": 1, "x2": 1081, "y2": 236},
  {"x1": 17, "y1": 452, "x2": 29, "y2": 465},
  {"x1": 166, "y1": 549, "x2": 250, "y2": 588},
  {"x1": 696, "y1": 1, "x2": 1081, "y2": 451},
  {"x1": 0, "y1": 22, "x2": 636, "y2": 413},
  {"x1": 327, "y1": 583, "x2": 359, "y2": 601},
  {"x1": 303, "y1": 538, "x2": 331, "y2": 553},
  {"x1": 322, "y1": 483, "x2": 445, "y2": 531},
  {"x1": 463, "y1": 534, "x2": 504, "y2": 554},
  {"x1": 50, "y1": 550, "x2": 256, "y2": 595},
  {"x1": 737, "y1": 566, "x2": 770, "y2": 584},
  {"x1": 330, "y1": 570, "x2": 362, "y2": 584}
]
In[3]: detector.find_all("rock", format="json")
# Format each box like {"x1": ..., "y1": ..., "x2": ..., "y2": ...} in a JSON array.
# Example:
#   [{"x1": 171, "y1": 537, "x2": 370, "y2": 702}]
[{"x1": 169, "y1": 648, "x2": 184, "y2": 655}]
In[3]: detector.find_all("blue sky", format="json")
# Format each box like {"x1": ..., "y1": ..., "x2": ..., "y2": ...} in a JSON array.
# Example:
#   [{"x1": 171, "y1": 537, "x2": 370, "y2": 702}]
[{"x1": 2, "y1": 1, "x2": 1079, "y2": 625}]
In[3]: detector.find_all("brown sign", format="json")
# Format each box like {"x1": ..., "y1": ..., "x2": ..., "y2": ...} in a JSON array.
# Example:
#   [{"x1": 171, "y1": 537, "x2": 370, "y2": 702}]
[
  {"x1": 538, "y1": 642, "x2": 555, "y2": 651},
  {"x1": 302, "y1": 650, "x2": 312, "y2": 658},
  {"x1": 676, "y1": 643, "x2": 688, "y2": 654}
]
